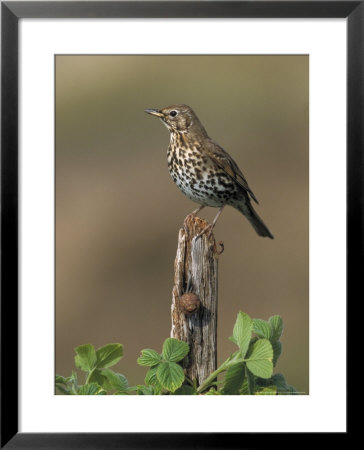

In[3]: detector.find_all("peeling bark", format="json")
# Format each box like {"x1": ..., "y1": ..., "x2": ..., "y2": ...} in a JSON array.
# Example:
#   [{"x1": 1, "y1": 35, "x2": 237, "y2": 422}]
[{"x1": 171, "y1": 215, "x2": 221, "y2": 386}]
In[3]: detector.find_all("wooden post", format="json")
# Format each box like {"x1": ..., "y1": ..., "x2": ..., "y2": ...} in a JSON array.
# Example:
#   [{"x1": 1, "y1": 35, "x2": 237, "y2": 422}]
[{"x1": 171, "y1": 215, "x2": 222, "y2": 386}]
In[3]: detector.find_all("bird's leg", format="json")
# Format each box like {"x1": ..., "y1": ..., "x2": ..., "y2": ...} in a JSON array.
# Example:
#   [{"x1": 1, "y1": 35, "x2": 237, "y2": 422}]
[
  {"x1": 196, "y1": 206, "x2": 225, "y2": 239},
  {"x1": 191, "y1": 205, "x2": 205, "y2": 216},
  {"x1": 208, "y1": 206, "x2": 225, "y2": 237}
]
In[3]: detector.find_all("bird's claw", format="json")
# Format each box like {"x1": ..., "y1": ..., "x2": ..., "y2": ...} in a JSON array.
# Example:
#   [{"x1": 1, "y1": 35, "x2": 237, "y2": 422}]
[{"x1": 195, "y1": 224, "x2": 213, "y2": 240}]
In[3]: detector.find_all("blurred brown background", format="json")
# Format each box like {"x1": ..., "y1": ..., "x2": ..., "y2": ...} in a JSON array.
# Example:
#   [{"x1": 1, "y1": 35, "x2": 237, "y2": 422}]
[{"x1": 56, "y1": 55, "x2": 308, "y2": 393}]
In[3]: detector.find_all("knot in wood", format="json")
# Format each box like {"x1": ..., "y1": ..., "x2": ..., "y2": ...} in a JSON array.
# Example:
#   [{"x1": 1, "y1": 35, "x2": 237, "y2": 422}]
[{"x1": 179, "y1": 292, "x2": 201, "y2": 315}]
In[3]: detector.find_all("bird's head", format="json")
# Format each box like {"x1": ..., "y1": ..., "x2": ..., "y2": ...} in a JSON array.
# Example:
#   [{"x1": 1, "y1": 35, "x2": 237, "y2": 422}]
[{"x1": 144, "y1": 104, "x2": 207, "y2": 137}]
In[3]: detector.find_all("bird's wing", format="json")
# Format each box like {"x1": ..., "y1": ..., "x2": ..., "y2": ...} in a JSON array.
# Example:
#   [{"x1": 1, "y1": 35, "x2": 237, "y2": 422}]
[{"x1": 204, "y1": 139, "x2": 259, "y2": 204}]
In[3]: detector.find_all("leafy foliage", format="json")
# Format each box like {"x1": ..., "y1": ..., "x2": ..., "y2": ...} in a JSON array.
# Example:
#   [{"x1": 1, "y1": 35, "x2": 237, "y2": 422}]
[
  {"x1": 162, "y1": 338, "x2": 189, "y2": 363},
  {"x1": 74, "y1": 344, "x2": 97, "y2": 372},
  {"x1": 252, "y1": 318, "x2": 273, "y2": 340},
  {"x1": 222, "y1": 362, "x2": 245, "y2": 395},
  {"x1": 245, "y1": 339, "x2": 273, "y2": 379},
  {"x1": 137, "y1": 337, "x2": 189, "y2": 393},
  {"x1": 137, "y1": 349, "x2": 161, "y2": 367},
  {"x1": 55, "y1": 311, "x2": 298, "y2": 395},
  {"x1": 56, "y1": 343, "x2": 128, "y2": 395},
  {"x1": 95, "y1": 343, "x2": 123, "y2": 368},
  {"x1": 156, "y1": 362, "x2": 185, "y2": 392},
  {"x1": 231, "y1": 311, "x2": 253, "y2": 357}
]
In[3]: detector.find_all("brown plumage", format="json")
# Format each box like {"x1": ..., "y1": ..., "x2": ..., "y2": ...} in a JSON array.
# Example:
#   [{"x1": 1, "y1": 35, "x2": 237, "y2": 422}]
[{"x1": 145, "y1": 104, "x2": 273, "y2": 239}]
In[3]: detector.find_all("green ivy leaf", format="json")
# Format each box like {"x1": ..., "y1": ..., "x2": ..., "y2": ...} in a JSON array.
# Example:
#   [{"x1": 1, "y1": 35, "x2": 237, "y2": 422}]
[
  {"x1": 245, "y1": 339, "x2": 273, "y2": 379},
  {"x1": 96, "y1": 343, "x2": 123, "y2": 369},
  {"x1": 223, "y1": 362, "x2": 245, "y2": 395},
  {"x1": 55, "y1": 384, "x2": 71, "y2": 395},
  {"x1": 89, "y1": 368, "x2": 128, "y2": 393},
  {"x1": 156, "y1": 361, "x2": 184, "y2": 392},
  {"x1": 174, "y1": 385, "x2": 196, "y2": 395},
  {"x1": 69, "y1": 371, "x2": 79, "y2": 394},
  {"x1": 137, "y1": 349, "x2": 162, "y2": 367},
  {"x1": 162, "y1": 338, "x2": 189, "y2": 363},
  {"x1": 77, "y1": 383, "x2": 104, "y2": 395},
  {"x1": 74, "y1": 344, "x2": 97, "y2": 372},
  {"x1": 243, "y1": 337, "x2": 258, "y2": 361},
  {"x1": 87, "y1": 368, "x2": 105, "y2": 386},
  {"x1": 144, "y1": 366, "x2": 163, "y2": 391},
  {"x1": 269, "y1": 315, "x2": 283, "y2": 342},
  {"x1": 252, "y1": 319, "x2": 272, "y2": 340},
  {"x1": 102, "y1": 369, "x2": 128, "y2": 392},
  {"x1": 144, "y1": 366, "x2": 158, "y2": 385},
  {"x1": 232, "y1": 312, "x2": 253, "y2": 358},
  {"x1": 272, "y1": 341, "x2": 282, "y2": 366},
  {"x1": 55, "y1": 375, "x2": 71, "y2": 385}
]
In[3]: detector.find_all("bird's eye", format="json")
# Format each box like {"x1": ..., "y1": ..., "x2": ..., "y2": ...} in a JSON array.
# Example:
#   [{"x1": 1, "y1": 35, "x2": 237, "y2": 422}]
[{"x1": 169, "y1": 110, "x2": 178, "y2": 117}]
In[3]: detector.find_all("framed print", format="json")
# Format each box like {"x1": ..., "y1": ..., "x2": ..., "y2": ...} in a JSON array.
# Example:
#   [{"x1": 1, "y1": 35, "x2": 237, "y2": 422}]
[{"x1": 1, "y1": 1, "x2": 358, "y2": 447}]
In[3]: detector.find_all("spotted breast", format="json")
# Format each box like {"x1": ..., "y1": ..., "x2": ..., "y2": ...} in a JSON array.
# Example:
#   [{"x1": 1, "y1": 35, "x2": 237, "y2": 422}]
[{"x1": 167, "y1": 131, "x2": 240, "y2": 208}]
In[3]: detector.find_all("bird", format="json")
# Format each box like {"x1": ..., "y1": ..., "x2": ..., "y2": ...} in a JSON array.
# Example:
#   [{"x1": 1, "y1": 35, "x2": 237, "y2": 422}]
[{"x1": 145, "y1": 104, "x2": 274, "y2": 239}]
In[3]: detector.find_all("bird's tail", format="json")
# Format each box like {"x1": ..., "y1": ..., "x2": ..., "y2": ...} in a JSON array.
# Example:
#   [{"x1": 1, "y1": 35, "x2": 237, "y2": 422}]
[{"x1": 234, "y1": 201, "x2": 274, "y2": 239}]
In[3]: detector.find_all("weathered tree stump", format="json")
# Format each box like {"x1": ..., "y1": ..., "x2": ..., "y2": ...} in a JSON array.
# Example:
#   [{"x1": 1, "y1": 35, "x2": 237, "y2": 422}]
[{"x1": 171, "y1": 215, "x2": 222, "y2": 386}]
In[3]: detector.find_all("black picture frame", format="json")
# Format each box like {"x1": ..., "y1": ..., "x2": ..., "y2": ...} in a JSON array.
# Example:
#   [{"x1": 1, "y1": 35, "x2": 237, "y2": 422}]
[{"x1": 1, "y1": 1, "x2": 356, "y2": 447}]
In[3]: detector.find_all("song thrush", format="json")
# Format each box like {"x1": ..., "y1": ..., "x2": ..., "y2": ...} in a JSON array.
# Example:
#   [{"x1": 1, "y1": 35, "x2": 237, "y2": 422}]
[{"x1": 145, "y1": 104, "x2": 274, "y2": 239}]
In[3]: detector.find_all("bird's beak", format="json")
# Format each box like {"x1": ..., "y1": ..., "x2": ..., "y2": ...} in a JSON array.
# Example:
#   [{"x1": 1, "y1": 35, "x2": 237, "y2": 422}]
[{"x1": 144, "y1": 108, "x2": 164, "y2": 118}]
